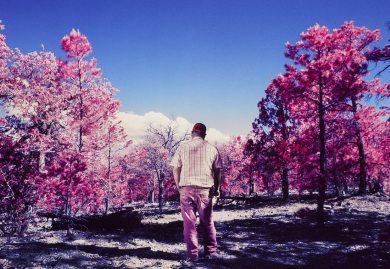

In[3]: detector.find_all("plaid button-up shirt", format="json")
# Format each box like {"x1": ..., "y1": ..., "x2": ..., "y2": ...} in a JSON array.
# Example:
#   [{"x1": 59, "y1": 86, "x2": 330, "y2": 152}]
[{"x1": 170, "y1": 137, "x2": 222, "y2": 188}]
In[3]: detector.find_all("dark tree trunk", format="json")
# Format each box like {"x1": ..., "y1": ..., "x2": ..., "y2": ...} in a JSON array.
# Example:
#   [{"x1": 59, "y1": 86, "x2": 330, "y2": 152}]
[
  {"x1": 65, "y1": 189, "x2": 72, "y2": 237},
  {"x1": 249, "y1": 166, "x2": 255, "y2": 196},
  {"x1": 351, "y1": 98, "x2": 367, "y2": 195},
  {"x1": 317, "y1": 80, "x2": 327, "y2": 227},
  {"x1": 249, "y1": 178, "x2": 255, "y2": 196},
  {"x1": 158, "y1": 172, "x2": 164, "y2": 212},
  {"x1": 104, "y1": 198, "x2": 109, "y2": 215},
  {"x1": 356, "y1": 137, "x2": 367, "y2": 194},
  {"x1": 280, "y1": 103, "x2": 289, "y2": 201},
  {"x1": 281, "y1": 168, "x2": 289, "y2": 201},
  {"x1": 331, "y1": 162, "x2": 340, "y2": 197},
  {"x1": 333, "y1": 174, "x2": 339, "y2": 197}
]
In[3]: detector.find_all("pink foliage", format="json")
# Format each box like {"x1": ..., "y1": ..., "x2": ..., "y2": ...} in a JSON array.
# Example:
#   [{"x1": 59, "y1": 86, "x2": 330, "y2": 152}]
[
  {"x1": 219, "y1": 136, "x2": 261, "y2": 196},
  {"x1": 1, "y1": 23, "x2": 130, "y2": 223},
  {"x1": 252, "y1": 21, "x2": 389, "y2": 198},
  {"x1": 0, "y1": 134, "x2": 39, "y2": 236},
  {"x1": 61, "y1": 29, "x2": 92, "y2": 59}
]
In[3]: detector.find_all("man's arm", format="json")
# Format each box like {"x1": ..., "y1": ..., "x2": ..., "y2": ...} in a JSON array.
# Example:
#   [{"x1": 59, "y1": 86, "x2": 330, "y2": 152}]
[
  {"x1": 212, "y1": 148, "x2": 222, "y2": 197},
  {"x1": 212, "y1": 168, "x2": 221, "y2": 197},
  {"x1": 173, "y1": 166, "x2": 181, "y2": 188}
]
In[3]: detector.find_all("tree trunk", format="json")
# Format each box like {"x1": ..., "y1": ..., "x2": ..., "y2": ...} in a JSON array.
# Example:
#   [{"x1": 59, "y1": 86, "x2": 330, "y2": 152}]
[
  {"x1": 149, "y1": 190, "x2": 155, "y2": 203},
  {"x1": 281, "y1": 167, "x2": 289, "y2": 201},
  {"x1": 65, "y1": 186, "x2": 72, "y2": 237},
  {"x1": 280, "y1": 103, "x2": 289, "y2": 201},
  {"x1": 105, "y1": 129, "x2": 112, "y2": 215},
  {"x1": 333, "y1": 174, "x2": 339, "y2": 197},
  {"x1": 351, "y1": 98, "x2": 367, "y2": 195},
  {"x1": 158, "y1": 173, "x2": 164, "y2": 212},
  {"x1": 343, "y1": 182, "x2": 348, "y2": 196},
  {"x1": 66, "y1": 205, "x2": 71, "y2": 237},
  {"x1": 249, "y1": 166, "x2": 255, "y2": 196},
  {"x1": 249, "y1": 178, "x2": 254, "y2": 196},
  {"x1": 317, "y1": 79, "x2": 327, "y2": 227}
]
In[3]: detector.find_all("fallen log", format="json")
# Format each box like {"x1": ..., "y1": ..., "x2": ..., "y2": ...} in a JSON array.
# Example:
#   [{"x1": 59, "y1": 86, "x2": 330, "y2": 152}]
[{"x1": 51, "y1": 208, "x2": 142, "y2": 232}]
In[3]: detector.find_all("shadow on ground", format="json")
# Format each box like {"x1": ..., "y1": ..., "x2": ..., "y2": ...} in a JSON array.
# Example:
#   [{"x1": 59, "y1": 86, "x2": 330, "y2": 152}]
[
  {"x1": 209, "y1": 208, "x2": 390, "y2": 269},
  {"x1": 0, "y1": 206, "x2": 389, "y2": 269}
]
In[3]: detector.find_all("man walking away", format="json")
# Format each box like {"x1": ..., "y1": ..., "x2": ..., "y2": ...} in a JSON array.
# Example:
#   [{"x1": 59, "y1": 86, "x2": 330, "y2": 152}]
[{"x1": 171, "y1": 123, "x2": 221, "y2": 262}]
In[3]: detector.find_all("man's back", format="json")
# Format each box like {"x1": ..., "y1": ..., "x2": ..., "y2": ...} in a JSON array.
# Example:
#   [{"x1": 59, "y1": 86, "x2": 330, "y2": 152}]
[{"x1": 171, "y1": 137, "x2": 220, "y2": 188}]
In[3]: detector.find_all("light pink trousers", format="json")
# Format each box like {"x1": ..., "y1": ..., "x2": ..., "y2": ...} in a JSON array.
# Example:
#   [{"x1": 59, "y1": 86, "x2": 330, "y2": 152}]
[{"x1": 179, "y1": 186, "x2": 217, "y2": 260}]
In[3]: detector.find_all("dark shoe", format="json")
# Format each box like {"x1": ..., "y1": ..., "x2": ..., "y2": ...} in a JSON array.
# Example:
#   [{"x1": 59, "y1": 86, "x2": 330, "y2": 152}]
[
  {"x1": 180, "y1": 257, "x2": 199, "y2": 267},
  {"x1": 203, "y1": 253, "x2": 223, "y2": 260}
]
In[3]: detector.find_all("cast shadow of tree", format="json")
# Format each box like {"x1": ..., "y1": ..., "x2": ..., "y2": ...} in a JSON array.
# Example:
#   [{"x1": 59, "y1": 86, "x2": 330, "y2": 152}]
[
  {"x1": 1, "y1": 208, "x2": 389, "y2": 269},
  {"x1": 121, "y1": 207, "x2": 390, "y2": 268},
  {"x1": 210, "y1": 209, "x2": 390, "y2": 269},
  {"x1": 4, "y1": 240, "x2": 182, "y2": 268}
]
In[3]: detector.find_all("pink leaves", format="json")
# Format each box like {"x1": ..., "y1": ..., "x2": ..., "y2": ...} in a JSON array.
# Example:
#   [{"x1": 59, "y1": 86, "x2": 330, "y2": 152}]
[
  {"x1": 0, "y1": 22, "x2": 130, "y2": 217},
  {"x1": 0, "y1": 21, "x2": 11, "y2": 99},
  {"x1": 219, "y1": 136, "x2": 260, "y2": 195},
  {"x1": 284, "y1": 41, "x2": 299, "y2": 59},
  {"x1": 251, "y1": 21, "x2": 390, "y2": 198},
  {"x1": 61, "y1": 29, "x2": 92, "y2": 60}
]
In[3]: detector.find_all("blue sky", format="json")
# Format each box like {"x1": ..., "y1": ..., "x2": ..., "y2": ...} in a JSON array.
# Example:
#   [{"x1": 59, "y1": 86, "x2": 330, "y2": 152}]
[{"x1": 1, "y1": 0, "x2": 389, "y2": 136}]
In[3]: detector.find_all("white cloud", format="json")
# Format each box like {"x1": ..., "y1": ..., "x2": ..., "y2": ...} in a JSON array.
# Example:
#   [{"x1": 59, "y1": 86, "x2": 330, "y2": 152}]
[
  {"x1": 116, "y1": 111, "x2": 230, "y2": 145},
  {"x1": 206, "y1": 127, "x2": 230, "y2": 145}
]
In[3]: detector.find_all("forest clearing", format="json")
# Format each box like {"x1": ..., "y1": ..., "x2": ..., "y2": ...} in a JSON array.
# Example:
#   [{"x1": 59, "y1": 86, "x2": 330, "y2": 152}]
[{"x1": 1, "y1": 194, "x2": 389, "y2": 269}]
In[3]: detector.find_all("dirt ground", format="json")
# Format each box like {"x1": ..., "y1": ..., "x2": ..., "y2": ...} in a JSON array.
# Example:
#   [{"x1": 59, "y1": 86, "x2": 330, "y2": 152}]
[{"x1": 0, "y1": 195, "x2": 389, "y2": 269}]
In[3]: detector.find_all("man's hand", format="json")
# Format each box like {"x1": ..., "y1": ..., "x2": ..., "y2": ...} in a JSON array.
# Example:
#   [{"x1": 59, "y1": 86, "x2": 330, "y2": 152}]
[
  {"x1": 209, "y1": 186, "x2": 220, "y2": 198},
  {"x1": 212, "y1": 167, "x2": 221, "y2": 198}
]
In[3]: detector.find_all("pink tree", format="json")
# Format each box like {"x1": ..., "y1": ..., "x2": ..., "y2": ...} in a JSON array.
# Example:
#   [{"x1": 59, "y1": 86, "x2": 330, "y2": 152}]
[
  {"x1": 252, "y1": 73, "x2": 297, "y2": 200},
  {"x1": 41, "y1": 29, "x2": 124, "y2": 220},
  {"x1": 91, "y1": 119, "x2": 132, "y2": 213},
  {"x1": 356, "y1": 106, "x2": 390, "y2": 193},
  {"x1": 0, "y1": 133, "x2": 39, "y2": 240},
  {"x1": 120, "y1": 148, "x2": 155, "y2": 203},
  {"x1": 0, "y1": 111, "x2": 44, "y2": 240},
  {"x1": 329, "y1": 22, "x2": 387, "y2": 194},
  {"x1": 284, "y1": 24, "x2": 349, "y2": 224},
  {"x1": 0, "y1": 22, "x2": 64, "y2": 237},
  {"x1": 219, "y1": 137, "x2": 247, "y2": 196},
  {"x1": 1, "y1": 27, "x2": 130, "y2": 220},
  {"x1": 219, "y1": 136, "x2": 261, "y2": 196},
  {"x1": 269, "y1": 21, "x2": 387, "y2": 225},
  {"x1": 137, "y1": 124, "x2": 188, "y2": 210}
]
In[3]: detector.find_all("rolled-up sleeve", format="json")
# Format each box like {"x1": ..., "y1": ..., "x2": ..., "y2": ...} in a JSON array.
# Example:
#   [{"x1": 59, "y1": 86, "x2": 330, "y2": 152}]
[{"x1": 170, "y1": 146, "x2": 182, "y2": 168}]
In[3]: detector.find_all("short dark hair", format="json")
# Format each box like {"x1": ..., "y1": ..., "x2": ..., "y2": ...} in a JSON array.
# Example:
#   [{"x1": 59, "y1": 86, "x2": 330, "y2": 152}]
[
  {"x1": 192, "y1": 123, "x2": 206, "y2": 138},
  {"x1": 192, "y1": 130, "x2": 206, "y2": 139}
]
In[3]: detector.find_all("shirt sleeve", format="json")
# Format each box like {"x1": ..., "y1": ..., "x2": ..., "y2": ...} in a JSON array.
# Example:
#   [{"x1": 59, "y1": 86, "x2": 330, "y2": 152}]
[
  {"x1": 170, "y1": 146, "x2": 182, "y2": 167},
  {"x1": 213, "y1": 148, "x2": 222, "y2": 169}
]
